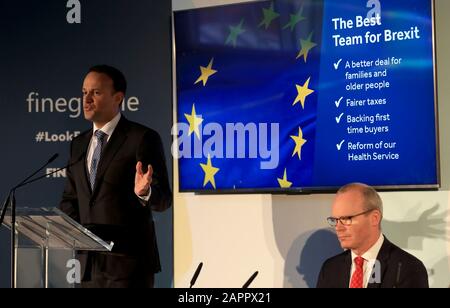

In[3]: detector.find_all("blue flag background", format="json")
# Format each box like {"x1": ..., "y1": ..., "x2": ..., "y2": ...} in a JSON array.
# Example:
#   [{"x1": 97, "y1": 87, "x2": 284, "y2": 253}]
[{"x1": 175, "y1": 0, "x2": 324, "y2": 191}]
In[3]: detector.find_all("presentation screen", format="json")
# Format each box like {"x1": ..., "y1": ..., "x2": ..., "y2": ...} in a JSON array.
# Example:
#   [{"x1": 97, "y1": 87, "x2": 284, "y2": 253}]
[{"x1": 174, "y1": 0, "x2": 438, "y2": 193}]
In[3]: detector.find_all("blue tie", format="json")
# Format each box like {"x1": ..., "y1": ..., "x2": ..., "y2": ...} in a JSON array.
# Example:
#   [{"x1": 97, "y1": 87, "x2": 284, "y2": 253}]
[{"x1": 90, "y1": 130, "x2": 107, "y2": 190}]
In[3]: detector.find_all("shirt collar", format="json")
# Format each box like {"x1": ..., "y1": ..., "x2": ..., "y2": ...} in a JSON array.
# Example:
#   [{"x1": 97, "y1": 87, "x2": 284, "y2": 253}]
[
  {"x1": 93, "y1": 112, "x2": 121, "y2": 138},
  {"x1": 351, "y1": 233, "x2": 384, "y2": 262}
]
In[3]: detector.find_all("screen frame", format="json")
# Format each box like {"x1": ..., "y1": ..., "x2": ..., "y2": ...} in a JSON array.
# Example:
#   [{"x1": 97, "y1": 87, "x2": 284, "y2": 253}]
[{"x1": 171, "y1": 0, "x2": 440, "y2": 195}]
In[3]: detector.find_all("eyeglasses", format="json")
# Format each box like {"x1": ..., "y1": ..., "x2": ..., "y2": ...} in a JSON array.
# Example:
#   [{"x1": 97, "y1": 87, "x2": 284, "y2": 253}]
[{"x1": 327, "y1": 209, "x2": 374, "y2": 227}]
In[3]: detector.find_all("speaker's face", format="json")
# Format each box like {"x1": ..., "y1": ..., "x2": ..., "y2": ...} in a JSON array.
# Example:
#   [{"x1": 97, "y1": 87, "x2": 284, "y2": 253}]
[{"x1": 82, "y1": 72, "x2": 122, "y2": 127}]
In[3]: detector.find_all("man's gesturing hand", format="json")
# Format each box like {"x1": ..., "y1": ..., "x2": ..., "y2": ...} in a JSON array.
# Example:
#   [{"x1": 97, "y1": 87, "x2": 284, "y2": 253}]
[{"x1": 135, "y1": 161, "x2": 153, "y2": 196}]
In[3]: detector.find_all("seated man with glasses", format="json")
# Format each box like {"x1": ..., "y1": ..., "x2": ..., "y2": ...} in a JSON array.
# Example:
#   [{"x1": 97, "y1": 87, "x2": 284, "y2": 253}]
[{"x1": 316, "y1": 183, "x2": 428, "y2": 288}]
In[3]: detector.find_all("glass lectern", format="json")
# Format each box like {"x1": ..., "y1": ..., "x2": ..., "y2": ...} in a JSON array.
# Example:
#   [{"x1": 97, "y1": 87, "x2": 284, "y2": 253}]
[{"x1": 2, "y1": 207, "x2": 113, "y2": 288}]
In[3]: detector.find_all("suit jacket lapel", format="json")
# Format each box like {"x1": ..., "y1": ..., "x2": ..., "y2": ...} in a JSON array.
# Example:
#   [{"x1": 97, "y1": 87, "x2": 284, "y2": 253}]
[
  {"x1": 340, "y1": 251, "x2": 352, "y2": 288},
  {"x1": 75, "y1": 130, "x2": 93, "y2": 196},
  {"x1": 368, "y1": 236, "x2": 391, "y2": 288},
  {"x1": 92, "y1": 117, "x2": 129, "y2": 195}
]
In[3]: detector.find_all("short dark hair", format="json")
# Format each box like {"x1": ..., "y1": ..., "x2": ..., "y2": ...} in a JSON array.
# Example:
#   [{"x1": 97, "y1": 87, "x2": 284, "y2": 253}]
[
  {"x1": 87, "y1": 65, "x2": 127, "y2": 94},
  {"x1": 337, "y1": 183, "x2": 383, "y2": 216}
]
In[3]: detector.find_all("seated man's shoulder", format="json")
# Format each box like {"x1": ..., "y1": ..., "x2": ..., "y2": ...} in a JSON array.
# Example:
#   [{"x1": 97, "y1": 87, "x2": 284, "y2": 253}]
[
  {"x1": 386, "y1": 240, "x2": 426, "y2": 268},
  {"x1": 322, "y1": 250, "x2": 350, "y2": 269},
  {"x1": 382, "y1": 239, "x2": 429, "y2": 288}
]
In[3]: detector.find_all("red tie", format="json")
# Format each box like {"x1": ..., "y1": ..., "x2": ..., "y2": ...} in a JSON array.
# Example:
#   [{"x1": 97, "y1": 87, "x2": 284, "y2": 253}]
[{"x1": 350, "y1": 256, "x2": 365, "y2": 288}]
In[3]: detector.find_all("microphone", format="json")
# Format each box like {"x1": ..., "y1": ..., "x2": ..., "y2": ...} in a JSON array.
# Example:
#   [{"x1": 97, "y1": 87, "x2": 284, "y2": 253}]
[
  {"x1": 15, "y1": 152, "x2": 85, "y2": 190},
  {"x1": 190, "y1": 262, "x2": 203, "y2": 288},
  {"x1": 394, "y1": 262, "x2": 402, "y2": 288},
  {"x1": 0, "y1": 153, "x2": 59, "y2": 225},
  {"x1": 12, "y1": 153, "x2": 59, "y2": 190},
  {"x1": 0, "y1": 152, "x2": 61, "y2": 288},
  {"x1": 242, "y1": 271, "x2": 258, "y2": 288}
]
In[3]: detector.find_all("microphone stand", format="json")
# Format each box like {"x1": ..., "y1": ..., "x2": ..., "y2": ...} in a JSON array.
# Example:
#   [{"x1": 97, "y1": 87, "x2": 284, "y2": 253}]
[
  {"x1": 0, "y1": 187, "x2": 22, "y2": 288},
  {"x1": 10, "y1": 190, "x2": 16, "y2": 288},
  {"x1": 190, "y1": 262, "x2": 203, "y2": 288},
  {"x1": 0, "y1": 154, "x2": 58, "y2": 288},
  {"x1": 242, "y1": 271, "x2": 258, "y2": 288}
]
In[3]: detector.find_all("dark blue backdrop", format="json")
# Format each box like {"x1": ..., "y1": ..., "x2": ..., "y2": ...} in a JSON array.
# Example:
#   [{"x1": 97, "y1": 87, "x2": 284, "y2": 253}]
[{"x1": 0, "y1": 0, "x2": 173, "y2": 287}]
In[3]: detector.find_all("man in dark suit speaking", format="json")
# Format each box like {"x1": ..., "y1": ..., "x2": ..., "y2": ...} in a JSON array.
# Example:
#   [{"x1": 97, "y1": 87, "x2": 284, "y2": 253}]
[
  {"x1": 316, "y1": 183, "x2": 428, "y2": 288},
  {"x1": 59, "y1": 65, "x2": 171, "y2": 288}
]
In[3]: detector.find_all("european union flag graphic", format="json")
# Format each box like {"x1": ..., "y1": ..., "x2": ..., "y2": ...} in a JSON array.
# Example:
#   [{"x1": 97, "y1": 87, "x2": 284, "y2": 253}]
[{"x1": 175, "y1": 0, "x2": 324, "y2": 191}]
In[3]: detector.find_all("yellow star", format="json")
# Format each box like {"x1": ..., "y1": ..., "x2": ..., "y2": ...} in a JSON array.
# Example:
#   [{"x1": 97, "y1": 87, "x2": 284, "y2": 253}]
[
  {"x1": 293, "y1": 77, "x2": 314, "y2": 109},
  {"x1": 296, "y1": 32, "x2": 317, "y2": 62},
  {"x1": 195, "y1": 58, "x2": 217, "y2": 86},
  {"x1": 200, "y1": 154, "x2": 220, "y2": 189},
  {"x1": 277, "y1": 168, "x2": 292, "y2": 188},
  {"x1": 291, "y1": 127, "x2": 307, "y2": 159},
  {"x1": 184, "y1": 104, "x2": 204, "y2": 138}
]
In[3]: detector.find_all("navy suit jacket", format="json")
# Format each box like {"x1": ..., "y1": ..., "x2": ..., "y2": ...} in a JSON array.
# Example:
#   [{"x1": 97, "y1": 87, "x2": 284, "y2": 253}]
[
  {"x1": 316, "y1": 237, "x2": 429, "y2": 288},
  {"x1": 59, "y1": 116, "x2": 171, "y2": 282}
]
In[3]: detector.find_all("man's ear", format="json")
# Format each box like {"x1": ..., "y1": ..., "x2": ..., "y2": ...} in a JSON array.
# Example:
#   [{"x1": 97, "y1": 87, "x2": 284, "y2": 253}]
[
  {"x1": 114, "y1": 91, "x2": 125, "y2": 106},
  {"x1": 371, "y1": 210, "x2": 382, "y2": 227}
]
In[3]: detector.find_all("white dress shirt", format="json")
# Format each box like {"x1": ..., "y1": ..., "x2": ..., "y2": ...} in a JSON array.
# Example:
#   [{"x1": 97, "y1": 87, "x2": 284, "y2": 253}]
[
  {"x1": 86, "y1": 112, "x2": 151, "y2": 201},
  {"x1": 350, "y1": 234, "x2": 384, "y2": 288},
  {"x1": 86, "y1": 112, "x2": 121, "y2": 174}
]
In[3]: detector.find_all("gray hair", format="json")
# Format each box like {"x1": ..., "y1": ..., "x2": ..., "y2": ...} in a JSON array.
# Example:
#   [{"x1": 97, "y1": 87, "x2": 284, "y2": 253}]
[{"x1": 337, "y1": 183, "x2": 383, "y2": 217}]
